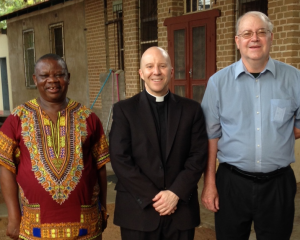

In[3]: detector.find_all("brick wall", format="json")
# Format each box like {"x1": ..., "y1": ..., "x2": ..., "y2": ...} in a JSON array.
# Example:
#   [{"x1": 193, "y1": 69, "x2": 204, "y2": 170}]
[
  {"x1": 157, "y1": 0, "x2": 184, "y2": 50},
  {"x1": 269, "y1": 0, "x2": 300, "y2": 69},
  {"x1": 85, "y1": 0, "x2": 106, "y2": 111},
  {"x1": 213, "y1": 0, "x2": 237, "y2": 71},
  {"x1": 123, "y1": 0, "x2": 140, "y2": 97}
]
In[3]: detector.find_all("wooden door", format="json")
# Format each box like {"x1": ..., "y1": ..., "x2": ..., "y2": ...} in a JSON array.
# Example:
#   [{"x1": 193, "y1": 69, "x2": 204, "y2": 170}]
[{"x1": 164, "y1": 9, "x2": 220, "y2": 103}]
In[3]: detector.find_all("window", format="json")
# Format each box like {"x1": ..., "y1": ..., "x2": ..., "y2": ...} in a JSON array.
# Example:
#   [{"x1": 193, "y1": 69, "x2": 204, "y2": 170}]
[
  {"x1": 49, "y1": 22, "x2": 64, "y2": 59},
  {"x1": 185, "y1": 0, "x2": 212, "y2": 13},
  {"x1": 139, "y1": 0, "x2": 158, "y2": 55},
  {"x1": 113, "y1": 0, "x2": 124, "y2": 70},
  {"x1": 238, "y1": 0, "x2": 268, "y2": 16},
  {"x1": 23, "y1": 29, "x2": 35, "y2": 88}
]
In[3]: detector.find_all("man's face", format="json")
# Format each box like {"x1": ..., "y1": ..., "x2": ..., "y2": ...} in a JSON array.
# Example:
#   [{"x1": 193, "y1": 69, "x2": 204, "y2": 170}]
[
  {"x1": 139, "y1": 47, "x2": 173, "y2": 97},
  {"x1": 235, "y1": 15, "x2": 273, "y2": 68},
  {"x1": 33, "y1": 58, "x2": 70, "y2": 103}
]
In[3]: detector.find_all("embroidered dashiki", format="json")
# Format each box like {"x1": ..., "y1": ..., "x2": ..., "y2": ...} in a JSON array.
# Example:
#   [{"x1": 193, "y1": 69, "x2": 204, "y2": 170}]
[{"x1": 0, "y1": 99, "x2": 110, "y2": 240}]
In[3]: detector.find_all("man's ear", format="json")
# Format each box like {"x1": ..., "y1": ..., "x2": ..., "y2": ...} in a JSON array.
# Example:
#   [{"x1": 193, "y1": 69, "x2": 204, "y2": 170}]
[
  {"x1": 235, "y1": 36, "x2": 240, "y2": 50},
  {"x1": 138, "y1": 69, "x2": 144, "y2": 80},
  {"x1": 33, "y1": 74, "x2": 37, "y2": 86},
  {"x1": 67, "y1": 73, "x2": 71, "y2": 84}
]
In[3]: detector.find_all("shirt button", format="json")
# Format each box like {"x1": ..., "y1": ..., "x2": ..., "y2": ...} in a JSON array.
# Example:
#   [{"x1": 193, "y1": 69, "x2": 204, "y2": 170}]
[
  {"x1": 257, "y1": 112, "x2": 259, "y2": 114},
  {"x1": 257, "y1": 160, "x2": 260, "y2": 163},
  {"x1": 256, "y1": 95, "x2": 259, "y2": 98},
  {"x1": 257, "y1": 128, "x2": 260, "y2": 130},
  {"x1": 256, "y1": 79, "x2": 258, "y2": 82},
  {"x1": 257, "y1": 145, "x2": 260, "y2": 147}
]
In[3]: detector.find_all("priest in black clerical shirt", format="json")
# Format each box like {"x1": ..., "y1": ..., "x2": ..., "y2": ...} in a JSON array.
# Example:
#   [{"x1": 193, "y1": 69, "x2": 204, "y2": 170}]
[{"x1": 109, "y1": 46, "x2": 208, "y2": 240}]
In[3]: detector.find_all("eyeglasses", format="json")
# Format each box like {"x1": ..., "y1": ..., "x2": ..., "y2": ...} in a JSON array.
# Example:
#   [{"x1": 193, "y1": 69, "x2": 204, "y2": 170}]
[{"x1": 237, "y1": 29, "x2": 271, "y2": 39}]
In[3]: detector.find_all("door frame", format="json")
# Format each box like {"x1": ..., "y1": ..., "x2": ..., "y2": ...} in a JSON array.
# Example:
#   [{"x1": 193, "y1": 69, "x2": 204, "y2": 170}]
[{"x1": 164, "y1": 9, "x2": 220, "y2": 98}]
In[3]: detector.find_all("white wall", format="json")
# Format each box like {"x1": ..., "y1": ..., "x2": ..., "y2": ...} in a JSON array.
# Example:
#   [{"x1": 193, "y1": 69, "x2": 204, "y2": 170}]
[{"x1": 0, "y1": 33, "x2": 12, "y2": 111}]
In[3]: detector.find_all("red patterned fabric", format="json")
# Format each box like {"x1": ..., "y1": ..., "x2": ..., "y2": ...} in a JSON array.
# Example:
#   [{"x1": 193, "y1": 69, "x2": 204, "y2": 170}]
[{"x1": 0, "y1": 99, "x2": 110, "y2": 239}]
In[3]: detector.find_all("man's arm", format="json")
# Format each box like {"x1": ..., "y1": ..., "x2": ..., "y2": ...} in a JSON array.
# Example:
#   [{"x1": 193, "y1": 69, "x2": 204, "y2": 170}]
[
  {"x1": 294, "y1": 127, "x2": 300, "y2": 139},
  {"x1": 0, "y1": 165, "x2": 21, "y2": 240},
  {"x1": 164, "y1": 105, "x2": 208, "y2": 206},
  {"x1": 109, "y1": 103, "x2": 160, "y2": 209},
  {"x1": 97, "y1": 165, "x2": 108, "y2": 232},
  {"x1": 201, "y1": 138, "x2": 219, "y2": 212}
]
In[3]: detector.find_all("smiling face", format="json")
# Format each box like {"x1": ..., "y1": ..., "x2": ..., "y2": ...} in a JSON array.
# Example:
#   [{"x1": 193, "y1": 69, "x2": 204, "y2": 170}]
[
  {"x1": 139, "y1": 47, "x2": 173, "y2": 97},
  {"x1": 33, "y1": 58, "x2": 70, "y2": 104},
  {"x1": 235, "y1": 14, "x2": 273, "y2": 72}
]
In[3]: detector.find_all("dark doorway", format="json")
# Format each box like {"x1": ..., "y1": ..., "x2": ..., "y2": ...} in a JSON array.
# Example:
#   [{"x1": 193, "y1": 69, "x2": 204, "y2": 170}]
[{"x1": 0, "y1": 58, "x2": 10, "y2": 110}]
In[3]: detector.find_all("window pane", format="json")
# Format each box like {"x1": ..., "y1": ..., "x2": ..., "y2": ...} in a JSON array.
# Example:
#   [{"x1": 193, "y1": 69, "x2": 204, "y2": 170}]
[
  {"x1": 192, "y1": 85, "x2": 205, "y2": 103},
  {"x1": 239, "y1": 0, "x2": 268, "y2": 16},
  {"x1": 205, "y1": 0, "x2": 211, "y2": 9},
  {"x1": 140, "y1": 0, "x2": 157, "y2": 43},
  {"x1": 27, "y1": 49, "x2": 35, "y2": 85},
  {"x1": 199, "y1": 0, "x2": 203, "y2": 10},
  {"x1": 54, "y1": 27, "x2": 63, "y2": 57},
  {"x1": 23, "y1": 30, "x2": 35, "y2": 88},
  {"x1": 192, "y1": 26, "x2": 205, "y2": 79},
  {"x1": 192, "y1": 0, "x2": 197, "y2": 11},
  {"x1": 174, "y1": 29, "x2": 185, "y2": 80},
  {"x1": 186, "y1": 0, "x2": 191, "y2": 12},
  {"x1": 174, "y1": 86, "x2": 185, "y2": 98}
]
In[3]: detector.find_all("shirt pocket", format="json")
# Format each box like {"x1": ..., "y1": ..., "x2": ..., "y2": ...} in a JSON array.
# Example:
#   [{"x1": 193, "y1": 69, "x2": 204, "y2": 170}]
[{"x1": 270, "y1": 99, "x2": 293, "y2": 123}]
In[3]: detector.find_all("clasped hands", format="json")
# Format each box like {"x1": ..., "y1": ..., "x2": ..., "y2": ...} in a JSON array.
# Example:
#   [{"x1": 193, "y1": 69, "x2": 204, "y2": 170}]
[{"x1": 152, "y1": 190, "x2": 179, "y2": 216}]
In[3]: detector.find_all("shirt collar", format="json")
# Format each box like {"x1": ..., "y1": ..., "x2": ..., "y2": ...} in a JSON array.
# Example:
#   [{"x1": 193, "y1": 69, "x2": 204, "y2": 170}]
[
  {"x1": 146, "y1": 89, "x2": 170, "y2": 102},
  {"x1": 234, "y1": 57, "x2": 276, "y2": 79}
]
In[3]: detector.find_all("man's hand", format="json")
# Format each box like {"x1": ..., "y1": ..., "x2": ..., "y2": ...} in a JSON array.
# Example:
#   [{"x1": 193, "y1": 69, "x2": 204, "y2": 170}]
[
  {"x1": 201, "y1": 183, "x2": 219, "y2": 212},
  {"x1": 152, "y1": 190, "x2": 179, "y2": 216},
  {"x1": 6, "y1": 216, "x2": 21, "y2": 240}
]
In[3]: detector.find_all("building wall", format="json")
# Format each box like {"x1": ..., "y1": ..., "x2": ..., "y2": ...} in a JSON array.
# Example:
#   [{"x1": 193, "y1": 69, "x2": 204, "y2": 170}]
[
  {"x1": 6, "y1": 0, "x2": 88, "y2": 108},
  {"x1": 0, "y1": 33, "x2": 12, "y2": 111},
  {"x1": 84, "y1": 0, "x2": 300, "y2": 181},
  {"x1": 122, "y1": 0, "x2": 140, "y2": 98},
  {"x1": 157, "y1": 0, "x2": 184, "y2": 50}
]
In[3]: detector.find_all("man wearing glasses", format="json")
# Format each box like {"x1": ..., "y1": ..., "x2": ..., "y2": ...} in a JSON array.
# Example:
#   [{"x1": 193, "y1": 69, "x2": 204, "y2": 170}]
[{"x1": 201, "y1": 11, "x2": 300, "y2": 240}]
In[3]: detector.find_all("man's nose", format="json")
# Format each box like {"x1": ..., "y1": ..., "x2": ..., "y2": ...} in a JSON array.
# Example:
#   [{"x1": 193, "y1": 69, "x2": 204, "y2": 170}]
[
  {"x1": 153, "y1": 65, "x2": 161, "y2": 74},
  {"x1": 47, "y1": 75, "x2": 59, "y2": 81},
  {"x1": 251, "y1": 32, "x2": 259, "y2": 41}
]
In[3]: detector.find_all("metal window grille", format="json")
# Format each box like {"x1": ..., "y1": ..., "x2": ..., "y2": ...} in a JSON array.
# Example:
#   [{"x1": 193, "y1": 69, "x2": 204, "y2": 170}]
[
  {"x1": 185, "y1": 0, "x2": 212, "y2": 13},
  {"x1": 139, "y1": 0, "x2": 158, "y2": 55},
  {"x1": 49, "y1": 22, "x2": 65, "y2": 59},
  {"x1": 23, "y1": 29, "x2": 35, "y2": 88},
  {"x1": 238, "y1": 0, "x2": 268, "y2": 16}
]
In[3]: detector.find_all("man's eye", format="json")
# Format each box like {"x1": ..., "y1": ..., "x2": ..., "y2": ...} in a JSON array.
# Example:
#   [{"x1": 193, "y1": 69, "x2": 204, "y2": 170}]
[
  {"x1": 257, "y1": 31, "x2": 267, "y2": 36},
  {"x1": 243, "y1": 31, "x2": 252, "y2": 37}
]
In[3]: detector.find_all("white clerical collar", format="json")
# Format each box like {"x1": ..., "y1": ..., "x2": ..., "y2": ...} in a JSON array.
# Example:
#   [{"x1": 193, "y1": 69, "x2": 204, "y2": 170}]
[{"x1": 146, "y1": 90, "x2": 169, "y2": 102}]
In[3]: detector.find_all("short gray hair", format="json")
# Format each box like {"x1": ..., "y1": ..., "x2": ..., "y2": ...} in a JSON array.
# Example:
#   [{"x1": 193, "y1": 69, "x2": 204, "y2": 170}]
[{"x1": 236, "y1": 11, "x2": 274, "y2": 35}]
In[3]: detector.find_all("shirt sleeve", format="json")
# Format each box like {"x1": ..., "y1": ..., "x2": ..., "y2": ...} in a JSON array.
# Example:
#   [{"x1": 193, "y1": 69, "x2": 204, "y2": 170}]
[
  {"x1": 294, "y1": 70, "x2": 300, "y2": 129},
  {"x1": 201, "y1": 76, "x2": 222, "y2": 139},
  {"x1": 0, "y1": 115, "x2": 20, "y2": 173},
  {"x1": 89, "y1": 113, "x2": 110, "y2": 169}
]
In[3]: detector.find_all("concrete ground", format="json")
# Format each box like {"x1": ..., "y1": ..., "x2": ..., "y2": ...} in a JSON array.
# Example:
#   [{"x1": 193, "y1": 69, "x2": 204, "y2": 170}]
[
  {"x1": 0, "y1": 162, "x2": 299, "y2": 239},
  {"x1": 106, "y1": 163, "x2": 300, "y2": 240}
]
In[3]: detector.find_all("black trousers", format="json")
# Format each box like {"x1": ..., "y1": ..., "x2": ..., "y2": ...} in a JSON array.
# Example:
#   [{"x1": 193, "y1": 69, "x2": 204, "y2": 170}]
[
  {"x1": 215, "y1": 163, "x2": 297, "y2": 240},
  {"x1": 120, "y1": 215, "x2": 195, "y2": 240}
]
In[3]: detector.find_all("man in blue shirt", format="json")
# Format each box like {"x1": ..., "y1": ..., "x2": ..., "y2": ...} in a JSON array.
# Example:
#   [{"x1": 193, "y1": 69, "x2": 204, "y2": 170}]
[{"x1": 201, "y1": 11, "x2": 300, "y2": 240}]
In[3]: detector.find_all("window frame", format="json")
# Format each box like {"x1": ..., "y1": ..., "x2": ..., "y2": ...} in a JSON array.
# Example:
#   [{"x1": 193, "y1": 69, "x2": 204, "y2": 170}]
[
  {"x1": 49, "y1": 22, "x2": 65, "y2": 59},
  {"x1": 184, "y1": 0, "x2": 212, "y2": 14},
  {"x1": 22, "y1": 29, "x2": 36, "y2": 88}
]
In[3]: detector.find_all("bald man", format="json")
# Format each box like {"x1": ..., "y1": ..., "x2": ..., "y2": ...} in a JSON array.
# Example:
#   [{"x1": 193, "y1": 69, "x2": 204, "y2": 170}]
[{"x1": 109, "y1": 47, "x2": 208, "y2": 240}]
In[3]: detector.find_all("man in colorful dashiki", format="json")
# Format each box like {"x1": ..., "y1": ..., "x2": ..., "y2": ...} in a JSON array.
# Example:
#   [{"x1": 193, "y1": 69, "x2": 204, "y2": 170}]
[{"x1": 0, "y1": 54, "x2": 110, "y2": 240}]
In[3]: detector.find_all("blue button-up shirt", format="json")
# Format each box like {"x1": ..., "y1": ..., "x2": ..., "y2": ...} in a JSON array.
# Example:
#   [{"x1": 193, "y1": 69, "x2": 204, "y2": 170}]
[{"x1": 201, "y1": 57, "x2": 300, "y2": 172}]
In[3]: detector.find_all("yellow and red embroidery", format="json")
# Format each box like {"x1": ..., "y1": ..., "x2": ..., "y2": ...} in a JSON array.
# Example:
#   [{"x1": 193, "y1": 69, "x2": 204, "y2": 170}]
[
  {"x1": 0, "y1": 131, "x2": 19, "y2": 173},
  {"x1": 12, "y1": 99, "x2": 92, "y2": 204}
]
